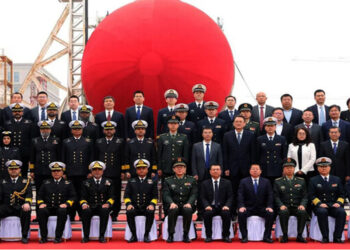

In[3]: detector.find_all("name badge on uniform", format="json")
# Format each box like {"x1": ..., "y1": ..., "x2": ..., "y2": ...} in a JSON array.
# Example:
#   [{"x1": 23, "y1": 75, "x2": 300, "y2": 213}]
[
  {"x1": 105, "y1": 180, "x2": 111, "y2": 186},
  {"x1": 53, "y1": 140, "x2": 58, "y2": 144},
  {"x1": 275, "y1": 143, "x2": 281, "y2": 146},
  {"x1": 294, "y1": 184, "x2": 301, "y2": 188},
  {"x1": 216, "y1": 125, "x2": 221, "y2": 128},
  {"x1": 261, "y1": 143, "x2": 266, "y2": 146},
  {"x1": 163, "y1": 114, "x2": 167, "y2": 117},
  {"x1": 332, "y1": 183, "x2": 338, "y2": 187},
  {"x1": 190, "y1": 110, "x2": 195, "y2": 113},
  {"x1": 148, "y1": 179, "x2": 153, "y2": 184},
  {"x1": 250, "y1": 127, "x2": 255, "y2": 131},
  {"x1": 22, "y1": 179, "x2": 27, "y2": 183},
  {"x1": 317, "y1": 184, "x2": 322, "y2": 188},
  {"x1": 185, "y1": 128, "x2": 191, "y2": 130},
  {"x1": 177, "y1": 140, "x2": 183, "y2": 143},
  {"x1": 164, "y1": 140, "x2": 169, "y2": 145},
  {"x1": 185, "y1": 182, "x2": 191, "y2": 186},
  {"x1": 171, "y1": 184, "x2": 176, "y2": 188}
]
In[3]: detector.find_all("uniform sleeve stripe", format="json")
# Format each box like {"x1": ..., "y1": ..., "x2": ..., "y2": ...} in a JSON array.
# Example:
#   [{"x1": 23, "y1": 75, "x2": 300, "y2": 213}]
[
  {"x1": 312, "y1": 198, "x2": 321, "y2": 206},
  {"x1": 151, "y1": 199, "x2": 157, "y2": 205},
  {"x1": 37, "y1": 200, "x2": 44, "y2": 204},
  {"x1": 152, "y1": 165, "x2": 157, "y2": 170},
  {"x1": 25, "y1": 198, "x2": 32, "y2": 203},
  {"x1": 107, "y1": 198, "x2": 114, "y2": 205},
  {"x1": 80, "y1": 200, "x2": 87, "y2": 205},
  {"x1": 337, "y1": 198, "x2": 344, "y2": 204},
  {"x1": 124, "y1": 198, "x2": 131, "y2": 204},
  {"x1": 66, "y1": 200, "x2": 74, "y2": 206}
]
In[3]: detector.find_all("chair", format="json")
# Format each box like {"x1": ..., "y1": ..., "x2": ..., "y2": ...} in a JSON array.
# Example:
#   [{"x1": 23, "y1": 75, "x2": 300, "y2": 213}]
[
  {"x1": 201, "y1": 215, "x2": 234, "y2": 240},
  {"x1": 124, "y1": 216, "x2": 158, "y2": 242},
  {"x1": 275, "y1": 215, "x2": 307, "y2": 239},
  {"x1": 81, "y1": 216, "x2": 113, "y2": 241},
  {"x1": 162, "y1": 216, "x2": 196, "y2": 241},
  {"x1": 238, "y1": 216, "x2": 265, "y2": 241},
  {"x1": 309, "y1": 212, "x2": 345, "y2": 242},
  {"x1": 38, "y1": 216, "x2": 72, "y2": 241},
  {"x1": 0, "y1": 216, "x2": 30, "y2": 241}
]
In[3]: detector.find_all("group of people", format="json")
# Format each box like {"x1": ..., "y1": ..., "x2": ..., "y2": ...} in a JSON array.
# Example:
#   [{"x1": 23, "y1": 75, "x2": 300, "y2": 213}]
[{"x1": 0, "y1": 85, "x2": 349, "y2": 244}]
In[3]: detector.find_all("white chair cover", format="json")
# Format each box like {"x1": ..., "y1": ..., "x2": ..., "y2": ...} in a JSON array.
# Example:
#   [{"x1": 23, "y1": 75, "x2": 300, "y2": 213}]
[
  {"x1": 162, "y1": 216, "x2": 196, "y2": 241},
  {"x1": 238, "y1": 216, "x2": 265, "y2": 241},
  {"x1": 309, "y1": 212, "x2": 345, "y2": 241},
  {"x1": 0, "y1": 216, "x2": 30, "y2": 241},
  {"x1": 124, "y1": 216, "x2": 158, "y2": 242},
  {"x1": 201, "y1": 216, "x2": 234, "y2": 239},
  {"x1": 275, "y1": 215, "x2": 307, "y2": 238},
  {"x1": 38, "y1": 216, "x2": 72, "y2": 240},
  {"x1": 81, "y1": 215, "x2": 113, "y2": 240}
]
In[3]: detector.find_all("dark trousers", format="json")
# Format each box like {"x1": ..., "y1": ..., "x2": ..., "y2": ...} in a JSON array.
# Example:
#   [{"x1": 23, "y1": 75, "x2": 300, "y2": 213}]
[
  {"x1": 229, "y1": 172, "x2": 248, "y2": 215},
  {"x1": 314, "y1": 207, "x2": 346, "y2": 239},
  {"x1": 68, "y1": 175, "x2": 85, "y2": 220},
  {"x1": 167, "y1": 206, "x2": 193, "y2": 236},
  {"x1": 203, "y1": 207, "x2": 231, "y2": 238},
  {"x1": 238, "y1": 207, "x2": 274, "y2": 239},
  {"x1": 0, "y1": 204, "x2": 31, "y2": 238},
  {"x1": 126, "y1": 207, "x2": 155, "y2": 236},
  {"x1": 37, "y1": 207, "x2": 68, "y2": 239},
  {"x1": 278, "y1": 207, "x2": 308, "y2": 236},
  {"x1": 106, "y1": 177, "x2": 121, "y2": 219},
  {"x1": 81, "y1": 206, "x2": 111, "y2": 238}
]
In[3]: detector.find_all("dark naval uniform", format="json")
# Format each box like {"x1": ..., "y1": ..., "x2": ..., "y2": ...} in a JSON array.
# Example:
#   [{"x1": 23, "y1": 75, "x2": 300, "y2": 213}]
[
  {"x1": 30, "y1": 136, "x2": 61, "y2": 191},
  {"x1": 0, "y1": 146, "x2": 20, "y2": 179},
  {"x1": 124, "y1": 176, "x2": 158, "y2": 240},
  {"x1": 157, "y1": 107, "x2": 175, "y2": 135},
  {"x1": 95, "y1": 136, "x2": 124, "y2": 218},
  {"x1": 49, "y1": 119, "x2": 68, "y2": 141},
  {"x1": 187, "y1": 102, "x2": 206, "y2": 123},
  {"x1": 80, "y1": 177, "x2": 115, "y2": 240},
  {"x1": 308, "y1": 174, "x2": 346, "y2": 241},
  {"x1": 124, "y1": 137, "x2": 157, "y2": 177},
  {"x1": 162, "y1": 172, "x2": 197, "y2": 240},
  {"x1": 82, "y1": 121, "x2": 99, "y2": 143},
  {"x1": 197, "y1": 117, "x2": 227, "y2": 144},
  {"x1": 37, "y1": 177, "x2": 76, "y2": 241},
  {"x1": 0, "y1": 175, "x2": 32, "y2": 240},
  {"x1": 274, "y1": 175, "x2": 308, "y2": 238},
  {"x1": 157, "y1": 133, "x2": 189, "y2": 177}
]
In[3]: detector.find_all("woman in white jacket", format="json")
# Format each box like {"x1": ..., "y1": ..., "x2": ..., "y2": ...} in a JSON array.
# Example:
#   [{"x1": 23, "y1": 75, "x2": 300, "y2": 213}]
[{"x1": 287, "y1": 127, "x2": 316, "y2": 182}]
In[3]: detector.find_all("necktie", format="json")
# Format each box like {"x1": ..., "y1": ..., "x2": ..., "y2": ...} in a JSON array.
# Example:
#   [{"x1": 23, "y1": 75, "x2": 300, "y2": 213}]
[
  {"x1": 237, "y1": 132, "x2": 241, "y2": 144},
  {"x1": 198, "y1": 104, "x2": 201, "y2": 109},
  {"x1": 306, "y1": 124, "x2": 310, "y2": 130},
  {"x1": 170, "y1": 108, "x2": 173, "y2": 113},
  {"x1": 210, "y1": 119, "x2": 213, "y2": 124},
  {"x1": 333, "y1": 142, "x2": 337, "y2": 154},
  {"x1": 12, "y1": 179, "x2": 16, "y2": 184},
  {"x1": 319, "y1": 106, "x2": 325, "y2": 125},
  {"x1": 107, "y1": 139, "x2": 110, "y2": 144},
  {"x1": 96, "y1": 180, "x2": 100, "y2": 185},
  {"x1": 41, "y1": 107, "x2": 46, "y2": 121},
  {"x1": 179, "y1": 121, "x2": 183, "y2": 126},
  {"x1": 107, "y1": 111, "x2": 111, "y2": 121},
  {"x1": 229, "y1": 110, "x2": 234, "y2": 120},
  {"x1": 55, "y1": 180, "x2": 59, "y2": 185},
  {"x1": 140, "y1": 178, "x2": 144, "y2": 183},
  {"x1": 324, "y1": 177, "x2": 328, "y2": 182},
  {"x1": 269, "y1": 136, "x2": 273, "y2": 141},
  {"x1": 259, "y1": 106, "x2": 264, "y2": 130},
  {"x1": 205, "y1": 143, "x2": 210, "y2": 169},
  {"x1": 214, "y1": 180, "x2": 219, "y2": 207},
  {"x1": 136, "y1": 106, "x2": 141, "y2": 119},
  {"x1": 333, "y1": 121, "x2": 338, "y2": 127},
  {"x1": 254, "y1": 179, "x2": 258, "y2": 194},
  {"x1": 72, "y1": 111, "x2": 77, "y2": 121}
]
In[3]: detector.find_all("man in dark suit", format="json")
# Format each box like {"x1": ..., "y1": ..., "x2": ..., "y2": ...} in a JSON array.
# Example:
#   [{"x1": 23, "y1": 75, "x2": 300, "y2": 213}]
[
  {"x1": 295, "y1": 109, "x2": 324, "y2": 154},
  {"x1": 201, "y1": 164, "x2": 233, "y2": 243},
  {"x1": 340, "y1": 98, "x2": 350, "y2": 122},
  {"x1": 30, "y1": 91, "x2": 49, "y2": 123},
  {"x1": 257, "y1": 117, "x2": 288, "y2": 183},
  {"x1": 319, "y1": 126, "x2": 350, "y2": 183},
  {"x1": 125, "y1": 90, "x2": 154, "y2": 139},
  {"x1": 308, "y1": 157, "x2": 346, "y2": 243},
  {"x1": 2, "y1": 92, "x2": 32, "y2": 123},
  {"x1": 175, "y1": 103, "x2": 198, "y2": 146},
  {"x1": 271, "y1": 107, "x2": 294, "y2": 144},
  {"x1": 306, "y1": 89, "x2": 330, "y2": 125},
  {"x1": 197, "y1": 101, "x2": 227, "y2": 145},
  {"x1": 60, "y1": 95, "x2": 80, "y2": 125},
  {"x1": 280, "y1": 94, "x2": 303, "y2": 126},
  {"x1": 223, "y1": 115, "x2": 256, "y2": 214},
  {"x1": 95, "y1": 96, "x2": 125, "y2": 138},
  {"x1": 156, "y1": 89, "x2": 178, "y2": 135},
  {"x1": 218, "y1": 95, "x2": 239, "y2": 130},
  {"x1": 251, "y1": 92, "x2": 274, "y2": 130},
  {"x1": 322, "y1": 104, "x2": 350, "y2": 144},
  {"x1": 187, "y1": 84, "x2": 207, "y2": 124},
  {"x1": 237, "y1": 164, "x2": 274, "y2": 243}
]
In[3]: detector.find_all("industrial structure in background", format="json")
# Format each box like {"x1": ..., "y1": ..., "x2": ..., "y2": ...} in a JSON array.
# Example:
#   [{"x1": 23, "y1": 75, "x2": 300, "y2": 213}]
[
  {"x1": 18, "y1": 0, "x2": 89, "y2": 113},
  {"x1": 0, "y1": 52, "x2": 13, "y2": 108}
]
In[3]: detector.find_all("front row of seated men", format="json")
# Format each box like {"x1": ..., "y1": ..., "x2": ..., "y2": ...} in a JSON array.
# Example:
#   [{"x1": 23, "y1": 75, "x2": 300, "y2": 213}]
[{"x1": 0, "y1": 156, "x2": 348, "y2": 244}]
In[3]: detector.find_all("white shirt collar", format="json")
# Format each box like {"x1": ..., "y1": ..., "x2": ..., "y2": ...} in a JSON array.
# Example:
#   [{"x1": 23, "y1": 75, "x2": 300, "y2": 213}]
[
  {"x1": 195, "y1": 101, "x2": 204, "y2": 106},
  {"x1": 266, "y1": 133, "x2": 275, "y2": 140},
  {"x1": 94, "y1": 177, "x2": 102, "y2": 183},
  {"x1": 208, "y1": 117, "x2": 216, "y2": 122},
  {"x1": 321, "y1": 175, "x2": 330, "y2": 180},
  {"x1": 168, "y1": 106, "x2": 175, "y2": 111},
  {"x1": 105, "y1": 110, "x2": 114, "y2": 116},
  {"x1": 12, "y1": 177, "x2": 19, "y2": 182},
  {"x1": 331, "y1": 119, "x2": 340, "y2": 123},
  {"x1": 251, "y1": 177, "x2": 260, "y2": 183},
  {"x1": 259, "y1": 104, "x2": 266, "y2": 109},
  {"x1": 74, "y1": 136, "x2": 81, "y2": 140},
  {"x1": 330, "y1": 139, "x2": 339, "y2": 145},
  {"x1": 212, "y1": 177, "x2": 220, "y2": 183},
  {"x1": 203, "y1": 140, "x2": 212, "y2": 146},
  {"x1": 54, "y1": 178, "x2": 62, "y2": 183},
  {"x1": 304, "y1": 122, "x2": 313, "y2": 127},
  {"x1": 235, "y1": 129, "x2": 243, "y2": 136},
  {"x1": 135, "y1": 104, "x2": 143, "y2": 109}
]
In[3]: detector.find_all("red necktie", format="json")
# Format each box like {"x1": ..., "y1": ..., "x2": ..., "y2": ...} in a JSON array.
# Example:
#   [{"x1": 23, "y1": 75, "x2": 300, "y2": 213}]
[
  {"x1": 107, "y1": 111, "x2": 111, "y2": 121},
  {"x1": 259, "y1": 106, "x2": 264, "y2": 130}
]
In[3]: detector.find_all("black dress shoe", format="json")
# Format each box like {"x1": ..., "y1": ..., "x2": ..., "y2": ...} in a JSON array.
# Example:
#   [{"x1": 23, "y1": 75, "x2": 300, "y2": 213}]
[
  {"x1": 183, "y1": 234, "x2": 191, "y2": 243},
  {"x1": 128, "y1": 235, "x2": 138, "y2": 243},
  {"x1": 296, "y1": 235, "x2": 307, "y2": 243},
  {"x1": 223, "y1": 236, "x2": 232, "y2": 243},
  {"x1": 144, "y1": 234, "x2": 151, "y2": 243},
  {"x1": 263, "y1": 237, "x2": 273, "y2": 243},
  {"x1": 53, "y1": 238, "x2": 62, "y2": 243},
  {"x1": 321, "y1": 237, "x2": 329, "y2": 243},
  {"x1": 99, "y1": 236, "x2": 107, "y2": 243},
  {"x1": 240, "y1": 237, "x2": 248, "y2": 243},
  {"x1": 39, "y1": 238, "x2": 47, "y2": 243},
  {"x1": 21, "y1": 237, "x2": 29, "y2": 244},
  {"x1": 81, "y1": 237, "x2": 90, "y2": 243},
  {"x1": 112, "y1": 217, "x2": 117, "y2": 222},
  {"x1": 204, "y1": 237, "x2": 212, "y2": 243},
  {"x1": 333, "y1": 238, "x2": 344, "y2": 243},
  {"x1": 280, "y1": 235, "x2": 288, "y2": 243},
  {"x1": 166, "y1": 235, "x2": 174, "y2": 243}
]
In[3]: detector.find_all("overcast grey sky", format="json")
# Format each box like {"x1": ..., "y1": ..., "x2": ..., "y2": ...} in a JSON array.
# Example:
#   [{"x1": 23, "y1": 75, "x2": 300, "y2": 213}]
[{"x1": 1, "y1": 0, "x2": 349, "y2": 110}]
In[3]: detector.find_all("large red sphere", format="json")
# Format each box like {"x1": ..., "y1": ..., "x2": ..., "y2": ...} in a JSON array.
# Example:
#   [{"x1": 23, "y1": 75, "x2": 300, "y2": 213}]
[{"x1": 82, "y1": 0, "x2": 234, "y2": 115}]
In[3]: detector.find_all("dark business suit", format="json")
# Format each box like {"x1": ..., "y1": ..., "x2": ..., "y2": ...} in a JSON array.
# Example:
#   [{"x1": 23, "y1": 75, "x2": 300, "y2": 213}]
[
  {"x1": 319, "y1": 140, "x2": 350, "y2": 182},
  {"x1": 295, "y1": 123, "x2": 323, "y2": 154},
  {"x1": 125, "y1": 105, "x2": 154, "y2": 139},
  {"x1": 321, "y1": 119, "x2": 350, "y2": 144},
  {"x1": 237, "y1": 177, "x2": 274, "y2": 239},
  {"x1": 95, "y1": 110, "x2": 125, "y2": 138},
  {"x1": 283, "y1": 108, "x2": 303, "y2": 127},
  {"x1": 218, "y1": 109, "x2": 238, "y2": 131},
  {"x1": 340, "y1": 110, "x2": 350, "y2": 122},
  {"x1": 306, "y1": 104, "x2": 330, "y2": 125},
  {"x1": 60, "y1": 110, "x2": 79, "y2": 124},
  {"x1": 201, "y1": 178, "x2": 233, "y2": 238},
  {"x1": 197, "y1": 118, "x2": 227, "y2": 145},
  {"x1": 156, "y1": 107, "x2": 174, "y2": 135},
  {"x1": 187, "y1": 102, "x2": 206, "y2": 124},
  {"x1": 2, "y1": 106, "x2": 32, "y2": 122},
  {"x1": 251, "y1": 105, "x2": 274, "y2": 124},
  {"x1": 31, "y1": 106, "x2": 47, "y2": 123}
]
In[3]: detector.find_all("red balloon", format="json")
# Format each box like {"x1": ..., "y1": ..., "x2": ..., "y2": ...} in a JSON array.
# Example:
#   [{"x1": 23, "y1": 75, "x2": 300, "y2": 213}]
[{"x1": 82, "y1": 0, "x2": 234, "y2": 116}]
